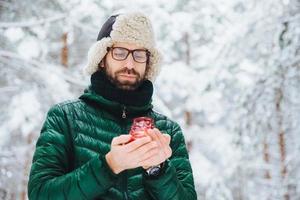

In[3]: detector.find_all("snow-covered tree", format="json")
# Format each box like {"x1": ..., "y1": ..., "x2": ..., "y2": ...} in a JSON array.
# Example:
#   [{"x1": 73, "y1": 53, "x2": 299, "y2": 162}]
[{"x1": 0, "y1": 0, "x2": 299, "y2": 199}]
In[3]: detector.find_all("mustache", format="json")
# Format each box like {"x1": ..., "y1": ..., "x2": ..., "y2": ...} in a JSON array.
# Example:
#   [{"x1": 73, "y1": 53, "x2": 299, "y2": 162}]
[{"x1": 115, "y1": 68, "x2": 140, "y2": 77}]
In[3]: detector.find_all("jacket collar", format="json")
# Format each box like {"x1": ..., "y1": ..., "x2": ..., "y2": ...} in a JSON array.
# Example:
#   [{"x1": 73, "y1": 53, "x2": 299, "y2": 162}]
[
  {"x1": 79, "y1": 87, "x2": 153, "y2": 119},
  {"x1": 79, "y1": 70, "x2": 154, "y2": 119}
]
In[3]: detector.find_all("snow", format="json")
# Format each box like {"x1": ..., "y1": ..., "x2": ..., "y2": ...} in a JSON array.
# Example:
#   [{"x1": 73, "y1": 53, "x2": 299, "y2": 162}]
[
  {"x1": 4, "y1": 28, "x2": 24, "y2": 42},
  {"x1": 1, "y1": 0, "x2": 300, "y2": 199},
  {"x1": 18, "y1": 37, "x2": 41, "y2": 59},
  {"x1": 0, "y1": 129, "x2": 8, "y2": 147},
  {"x1": 5, "y1": 89, "x2": 41, "y2": 136}
]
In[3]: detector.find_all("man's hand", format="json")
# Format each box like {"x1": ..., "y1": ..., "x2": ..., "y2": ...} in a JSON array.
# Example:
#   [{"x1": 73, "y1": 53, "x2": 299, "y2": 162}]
[
  {"x1": 140, "y1": 128, "x2": 172, "y2": 169},
  {"x1": 105, "y1": 135, "x2": 158, "y2": 174}
]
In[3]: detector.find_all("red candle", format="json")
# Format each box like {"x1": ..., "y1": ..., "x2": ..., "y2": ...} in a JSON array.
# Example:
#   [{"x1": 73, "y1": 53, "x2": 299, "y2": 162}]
[{"x1": 128, "y1": 117, "x2": 154, "y2": 142}]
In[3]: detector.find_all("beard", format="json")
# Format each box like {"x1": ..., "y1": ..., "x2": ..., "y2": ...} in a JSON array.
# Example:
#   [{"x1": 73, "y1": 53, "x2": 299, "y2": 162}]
[{"x1": 104, "y1": 66, "x2": 145, "y2": 91}]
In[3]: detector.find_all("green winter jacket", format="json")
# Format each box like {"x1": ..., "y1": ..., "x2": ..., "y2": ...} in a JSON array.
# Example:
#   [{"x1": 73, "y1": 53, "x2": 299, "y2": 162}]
[{"x1": 28, "y1": 88, "x2": 197, "y2": 200}]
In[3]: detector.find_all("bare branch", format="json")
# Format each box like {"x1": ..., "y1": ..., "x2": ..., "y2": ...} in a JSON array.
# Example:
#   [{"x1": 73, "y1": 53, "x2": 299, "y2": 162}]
[
  {"x1": 0, "y1": 50, "x2": 85, "y2": 87},
  {"x1": 0, "y1": 14, "x2": 67, "y2": 29}
]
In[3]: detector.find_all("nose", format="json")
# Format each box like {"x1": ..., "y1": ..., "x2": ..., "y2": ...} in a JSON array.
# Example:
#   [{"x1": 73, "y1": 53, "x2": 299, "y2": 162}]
[{"x1": 124, "y1": 53, "x2": 135, "y2": 70}]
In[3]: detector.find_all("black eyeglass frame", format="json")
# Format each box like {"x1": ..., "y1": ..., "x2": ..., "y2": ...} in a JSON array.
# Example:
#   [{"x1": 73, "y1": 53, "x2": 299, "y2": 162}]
[{"x1": 107, "y1": 47, "x2": 150, "y2": 63}]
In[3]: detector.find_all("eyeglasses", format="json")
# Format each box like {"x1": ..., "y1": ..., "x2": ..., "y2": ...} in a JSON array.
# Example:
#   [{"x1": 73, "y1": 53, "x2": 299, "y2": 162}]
[{"x1": 107, "y1": 47, "x2": 150, "y2": 63}]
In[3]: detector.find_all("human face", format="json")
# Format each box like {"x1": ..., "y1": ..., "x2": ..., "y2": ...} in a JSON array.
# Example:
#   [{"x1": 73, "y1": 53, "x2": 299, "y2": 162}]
[{"x1": 102, "y1": 42, "x2": 148, "y2": 90}]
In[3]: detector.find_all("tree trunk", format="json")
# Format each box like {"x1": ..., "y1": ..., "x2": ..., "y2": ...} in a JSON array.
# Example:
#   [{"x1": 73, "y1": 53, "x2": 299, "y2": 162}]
[
  {"x1": 263, "y1": 140, "x2": 271, "y2": 179},
  {"x1": 61, "y1": 32, "x2": 68, "y2": 67},
  {"x1": 275, "y1": 88, "x2": 289, "y2": 200},
  {"x1": 183, "y1": 32, "x2": 190, "y2": 66},
  {"x1": 184, "y1": 110, "x2": 192, "y2": 152}
]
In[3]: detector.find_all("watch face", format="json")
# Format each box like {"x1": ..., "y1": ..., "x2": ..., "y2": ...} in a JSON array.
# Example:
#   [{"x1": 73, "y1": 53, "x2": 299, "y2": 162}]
[{"x1": 148, "y1": 166, "x2": 161, "y2": 176}]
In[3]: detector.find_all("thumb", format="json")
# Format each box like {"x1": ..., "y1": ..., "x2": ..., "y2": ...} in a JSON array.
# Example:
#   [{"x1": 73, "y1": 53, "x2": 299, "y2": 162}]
[
  {"x1": 111, "y1": 135, "x2": 132, "y2": 145},
  {"x1": 163, "y1": 134, "x2": 171, "y2": 144}
]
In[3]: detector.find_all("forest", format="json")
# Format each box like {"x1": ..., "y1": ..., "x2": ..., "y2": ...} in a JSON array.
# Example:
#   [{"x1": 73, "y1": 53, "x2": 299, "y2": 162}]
[{"x1": 0, "y1": 0, "x2": 300, "y2": 199}]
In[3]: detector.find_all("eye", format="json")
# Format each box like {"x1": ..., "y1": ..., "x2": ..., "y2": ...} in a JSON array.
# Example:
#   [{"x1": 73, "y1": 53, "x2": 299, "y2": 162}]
[
  {"x1": 133, "y1": 50, "x2": 147, "y2": 59},
  {"x1": 113, "y1": 48, "x2": 128, "y2": 57}
]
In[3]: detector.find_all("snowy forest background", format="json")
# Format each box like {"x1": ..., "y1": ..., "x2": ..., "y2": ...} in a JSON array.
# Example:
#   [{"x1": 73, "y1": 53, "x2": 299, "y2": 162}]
[{"x1": 0, "y1": 0, "x2": 300, "y2": 199}]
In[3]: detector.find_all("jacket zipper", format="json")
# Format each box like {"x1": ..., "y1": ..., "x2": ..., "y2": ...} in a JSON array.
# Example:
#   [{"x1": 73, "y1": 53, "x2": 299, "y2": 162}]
[
  {"x1": 122, "y1": 106, "x2": 127, "y2": 119},
  {"x1": 121, "y1": 105, "x2": 129, "y2": 200}
]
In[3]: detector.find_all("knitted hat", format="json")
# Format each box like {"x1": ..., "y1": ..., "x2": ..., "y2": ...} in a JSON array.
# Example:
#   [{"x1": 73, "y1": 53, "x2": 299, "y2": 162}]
[{"x1": 84, "y1": 12, "x2": 162, "y2": 81}]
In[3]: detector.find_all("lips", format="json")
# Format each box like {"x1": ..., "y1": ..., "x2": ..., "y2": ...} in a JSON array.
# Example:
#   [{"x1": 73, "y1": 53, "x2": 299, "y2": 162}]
[
  {"x1": 119, "y1": 73, "x2": 136, "y2": 77},
  {"x1": 116, "y1": 68, "x2": 139, "y2": 77},
  {"x1": 117, "y1": 73, "x2": 138, "y2": 80}
]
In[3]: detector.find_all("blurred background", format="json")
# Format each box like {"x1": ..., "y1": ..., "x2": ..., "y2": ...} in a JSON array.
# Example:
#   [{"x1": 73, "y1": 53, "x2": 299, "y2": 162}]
[{"x1": 0, "y1": 0, "x2": 300, "y2": 199}]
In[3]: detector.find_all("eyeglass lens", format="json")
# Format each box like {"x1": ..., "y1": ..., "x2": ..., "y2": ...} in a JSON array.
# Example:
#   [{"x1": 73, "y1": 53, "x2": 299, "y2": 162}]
[{"x1": 111, "y1": 47, "x2": 148, "y2": 63}]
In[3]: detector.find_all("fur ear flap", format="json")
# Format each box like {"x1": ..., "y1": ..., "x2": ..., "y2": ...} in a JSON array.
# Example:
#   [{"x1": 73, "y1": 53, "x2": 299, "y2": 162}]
[{"x1": 83, "y1": 38, "x2": 113, "y2": 75}]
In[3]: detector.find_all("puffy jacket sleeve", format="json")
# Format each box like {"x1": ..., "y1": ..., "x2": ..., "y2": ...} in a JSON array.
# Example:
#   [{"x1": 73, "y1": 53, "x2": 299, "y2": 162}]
[
  {"x1": 28, "y1": 104, "x2": 118, "y2": 200},
  {"x1": 143, "y1": 122, "x2": 197, "y2": 200}
]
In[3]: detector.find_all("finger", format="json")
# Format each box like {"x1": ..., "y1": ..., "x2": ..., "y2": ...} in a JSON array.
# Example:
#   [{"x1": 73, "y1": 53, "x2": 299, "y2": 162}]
[
  {"x1": 125, "y1": 136, "x2": 152, "y2": 152},
  {"x1": 111, "y1": 135, "x2": 132, "y2": 145},
  {"x1": 153, "y1": 131, "x2": 170, "y2": 159},
  {"x1": 148, "y1": 129, "x2": 171, "y2": 146},
  {"x1": 151, "y1": 129, "x2": 166, "y2": 149},
  {"x1": 156, "y1": 131, "x2": 166, "y2": 143},
  {"x1": 137, "y1": 146, "x2": 159, "y2": 164},
  {"x1": 163, "y1": 134, "x2": 171, "y2": 144},
  {"x1": 133, "y1": 141, "x2": 158, "y2": 158},
  {"x1": 165, "y1": 147, "x2": 172, "y2": 159},
  {"x1": 147, "y1": 129, "x2": 161, "y2": 144},
  {"x1": 156, "y1": 133, "x2": 172, "y2": 157},
  {"x1": 146, "y1": 129, "x2": 169, "y2": 158},
  {"x1": 139, "y1": 156, "x2": 163, "y2": 167}
]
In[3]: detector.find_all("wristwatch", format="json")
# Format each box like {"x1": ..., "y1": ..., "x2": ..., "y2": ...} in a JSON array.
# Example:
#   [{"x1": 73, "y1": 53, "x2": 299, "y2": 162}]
[{"x1": 145, "y1": 162, "x2": 164, "y2": 177}]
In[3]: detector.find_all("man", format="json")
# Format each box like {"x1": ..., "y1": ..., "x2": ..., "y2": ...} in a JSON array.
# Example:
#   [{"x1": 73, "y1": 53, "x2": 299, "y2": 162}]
[{"x1": 28, "y1": 12, "x2": 197, "y2": 200}]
